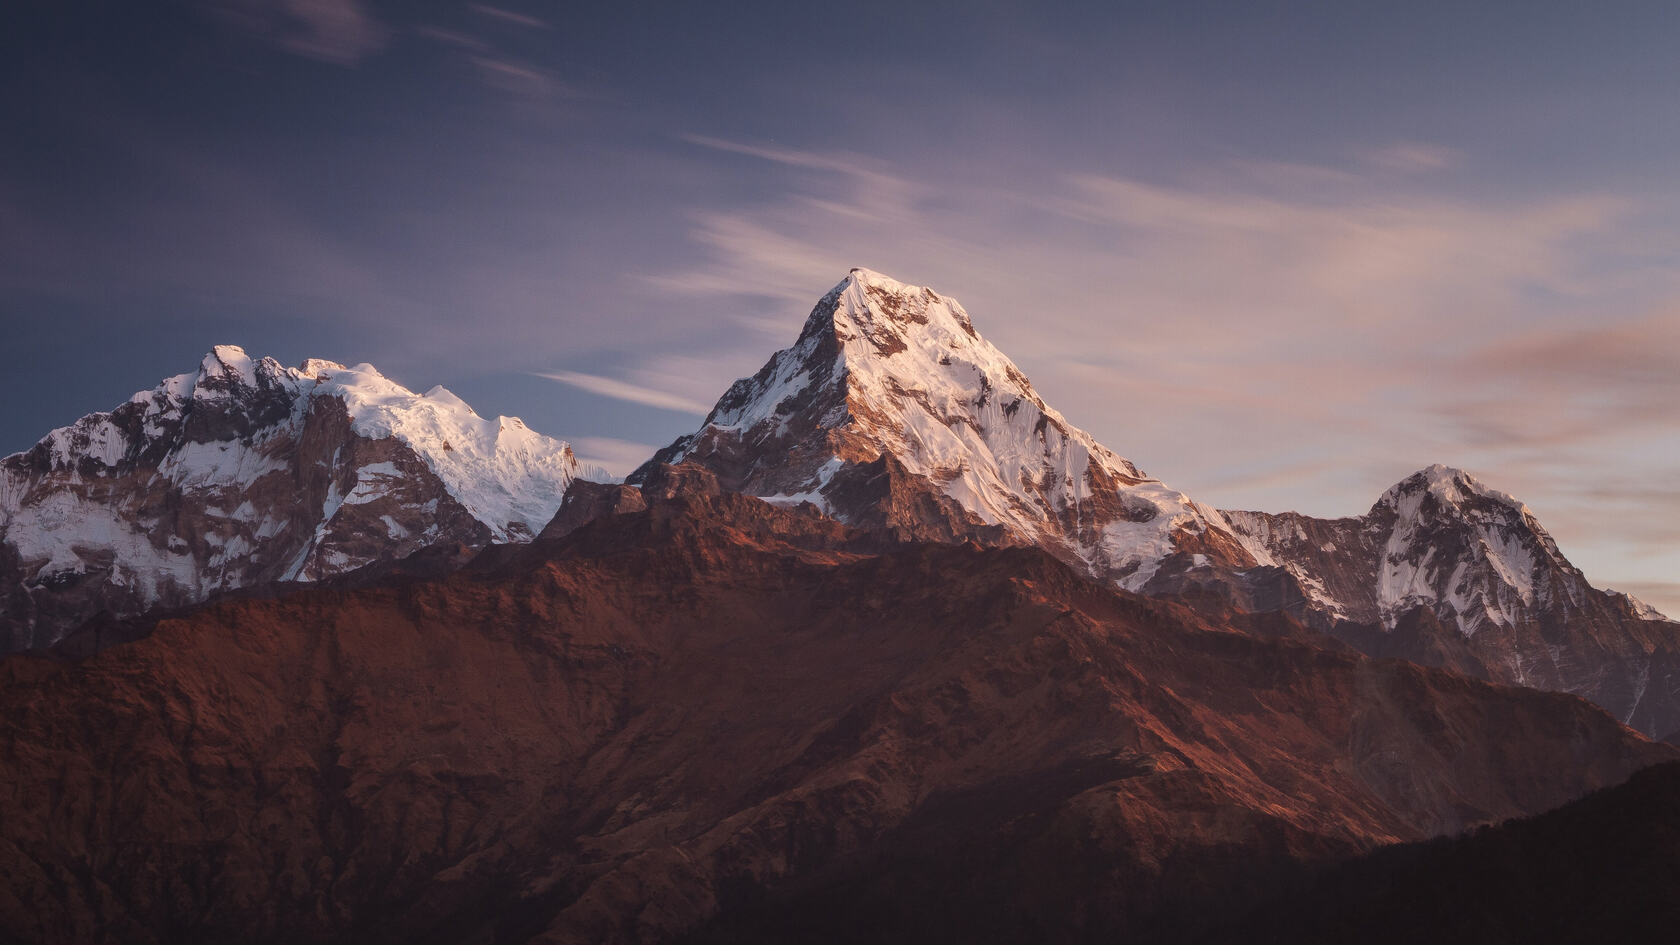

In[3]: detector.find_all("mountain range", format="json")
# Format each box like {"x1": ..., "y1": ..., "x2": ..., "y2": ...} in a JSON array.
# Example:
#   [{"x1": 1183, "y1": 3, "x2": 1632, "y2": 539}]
[
  {"x1": 3, "y1": 269, "x2": 1674, "y2": 733},
  {"x1": 1, "y1": 473, "x2": 1672, "y2": 944},
  {"x1": 631, "y1": 268, "x2": 1679, "y2": 737},
  {"x1": 2, "y1": 268, "x2": 1677, "y2": 941}
]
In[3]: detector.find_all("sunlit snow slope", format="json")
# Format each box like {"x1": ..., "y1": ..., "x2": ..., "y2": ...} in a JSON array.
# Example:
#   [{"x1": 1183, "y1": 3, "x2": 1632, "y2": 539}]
[
  {"x1": 0, "y1": 345, "x2": 579, "y2": 651},
  {"x1": 635, "y1": 268, "x2": 1262, "y2": 589}
]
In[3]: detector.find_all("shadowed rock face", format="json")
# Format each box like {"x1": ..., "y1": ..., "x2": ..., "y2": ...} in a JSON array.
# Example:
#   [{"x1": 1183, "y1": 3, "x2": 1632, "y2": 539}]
[
  {"x1": 1, "y1": 488, "x2": 1670, "y2": 945},
  {"x1": 538, "y1": 479, "x2": 647, "y2": 541},
  {"x1": 1203, "y1": 760, "x2": 1680, "y2": 945}
]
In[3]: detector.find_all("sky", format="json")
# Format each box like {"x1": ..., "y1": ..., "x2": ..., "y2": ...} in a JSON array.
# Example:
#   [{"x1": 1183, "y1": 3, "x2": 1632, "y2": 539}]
[{"x1": 3, "y1": 0, "x2": 1677, "y2": 614}]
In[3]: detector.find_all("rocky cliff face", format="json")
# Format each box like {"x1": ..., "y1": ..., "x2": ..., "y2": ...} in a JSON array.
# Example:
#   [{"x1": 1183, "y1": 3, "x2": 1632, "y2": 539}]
[
  {"x1": 0, "y1": 484, "x2": 1669, "y2": 945},
  {"x1": 0, "y1": 346, "x2": 580, "y2": 651},
  {"x1": 1224, "y1": 464, "x2": 1680, "y2": 738}
]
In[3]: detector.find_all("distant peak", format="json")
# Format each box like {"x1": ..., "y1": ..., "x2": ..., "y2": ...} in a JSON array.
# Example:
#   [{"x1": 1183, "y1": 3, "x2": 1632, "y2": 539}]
[
  {"x1": 1420, "y1": 462, "x2": 1469, "y2": 482},
  {"x1": 1610, "y1": 590, "x2": 1675, "y2": 623},
  {"x1": 1412, "y1": 464, "x2": 1479, "y2": 497},
  {"x1": 422, "y1": 385, "x2": 475, "y2": 413},
  {"x1": 200, "y1": 344, "x2": 251, "y2": 374},
  {"x1": 298, "y1": 357, "x2": 349, "y2": 378},
  {"x1": 1379, "y1": 464, "x2": 1526, "y2": 514},
  {"x1": 196, "y1": 345, "x2": 262, "y2": 390}
]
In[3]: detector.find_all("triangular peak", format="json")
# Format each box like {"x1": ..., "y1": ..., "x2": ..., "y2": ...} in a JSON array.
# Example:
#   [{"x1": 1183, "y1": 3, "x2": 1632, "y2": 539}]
[
  {"x1": 636, "y1": 270, "x2": 1242, "y2": 591},
  {"x1": 802, "y1": 268, "x2": 984, "y2": 355},
  {"x1": 1376, "y1": 463, "x2": 1528, "y2": 516}
]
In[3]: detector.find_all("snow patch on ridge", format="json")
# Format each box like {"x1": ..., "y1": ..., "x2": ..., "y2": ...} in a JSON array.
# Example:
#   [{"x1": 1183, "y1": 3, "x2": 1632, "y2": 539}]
[{"x1": 1611, "y1": 590, "x2": 1675, "y2": 623}]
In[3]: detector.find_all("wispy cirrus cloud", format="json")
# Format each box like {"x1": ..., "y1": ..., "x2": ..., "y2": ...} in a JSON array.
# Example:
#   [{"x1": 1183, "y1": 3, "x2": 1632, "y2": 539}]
[
  {"x1": 645, "y1": 214, "x2": 855, "y2": 305},
  {"x1": 533, "y1": 370, "x2": 711, "y2": 415},
  {"x1": 644, "y1": 136, "x2": 925, "y2": 309},
  {"x1": 211, "y1": 0, "x2": 387, "y2": 65},
  {"x1": 1365, "y1": 142, "x2": 1459, "y2": 173},
  {"x1": 468, "y1": 55, "x2": 570, "y2": 97},
  {"x1": 681, "y1": 135, "x2": 906, "y2": 186},
  {"x1": 412, "y1": 12, "x2": 573, "y2": 99},
  {"x1": 570, "y1": 436, "x2": 657, "y2": 478},
  {"x1": 1432, "y1": 311, "x2": 1680, "y2": 451},
  {"x1": 681, "y1": 134, "x2": 920, "y2": 222},
  {"x1": 1058, "y1": 173, "x2": 1625, "y2": 340},
  {"x1": 469, "y1": 4, "x2": 551, "y2": 30},
  {"x1": 412, "y1": 25, "x2": 490, "y2": 52}
]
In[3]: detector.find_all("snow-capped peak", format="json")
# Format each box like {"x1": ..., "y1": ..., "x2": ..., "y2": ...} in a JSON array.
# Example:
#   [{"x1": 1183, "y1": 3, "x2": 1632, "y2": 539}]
[
  {"x1": 2, "y1": 347, "x2": 585, "y2": 651},
  {"x1": 200, "y1": 344, "x2": 261, "y2": 383},
  {"x1": 643, "y1": 269, "x2": 1257, "y2": 591},
  {"x1": 10, "y1": 348, "x2": 579, "y2": 543},
  {"x1": 826, "y1": 267, "x2": 984, "y2": 355},
  {"x1": 1378, "y1": 464, "x2": 1528, "y2": 516},
  {"x1": 1371, "y1": 465, "x2": 1577, "y2": 634}
]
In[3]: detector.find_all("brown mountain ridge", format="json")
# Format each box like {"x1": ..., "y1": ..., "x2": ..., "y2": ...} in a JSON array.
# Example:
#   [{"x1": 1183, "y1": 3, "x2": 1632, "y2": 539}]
[{"x1": 1, "y1": 467, "x2": 1671, "y2": 945}]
